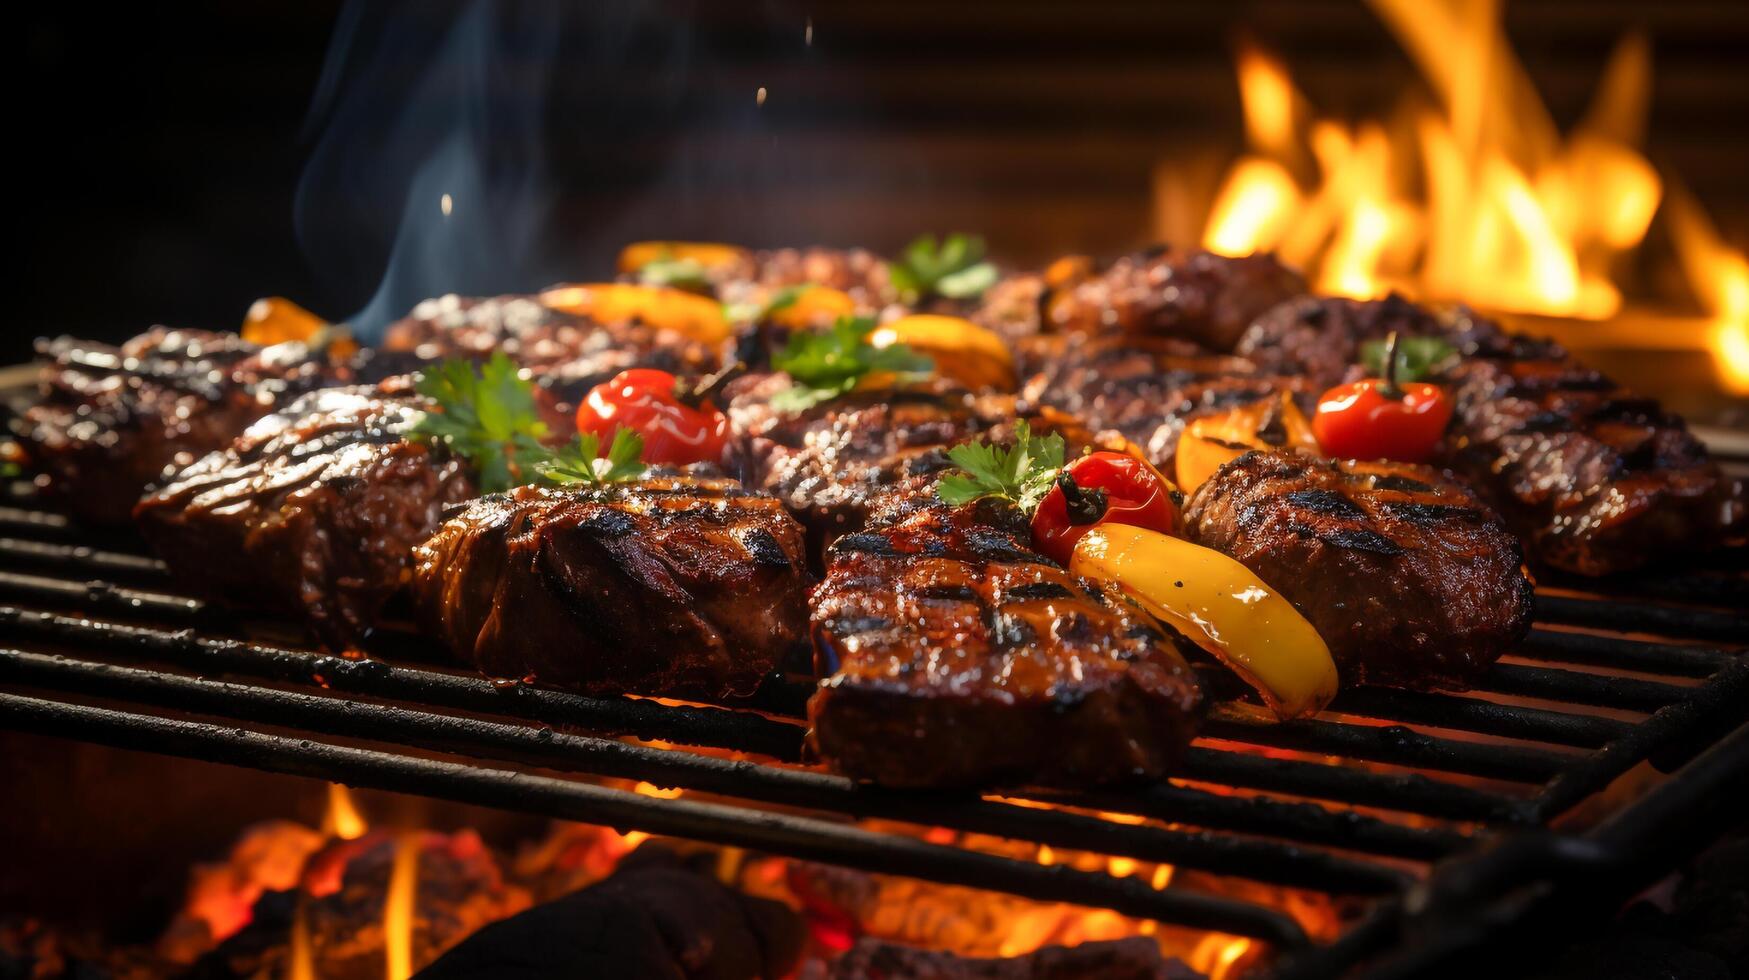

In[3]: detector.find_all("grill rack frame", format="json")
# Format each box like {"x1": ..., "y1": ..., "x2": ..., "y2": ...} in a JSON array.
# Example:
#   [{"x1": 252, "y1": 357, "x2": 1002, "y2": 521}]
[{"x1": 0, "y1": 481, "x2": 1745, "y2": 978}]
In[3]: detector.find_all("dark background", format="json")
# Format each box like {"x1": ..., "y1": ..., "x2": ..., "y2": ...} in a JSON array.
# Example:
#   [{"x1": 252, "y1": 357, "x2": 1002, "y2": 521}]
[{"x1": 13, "y1": 1, "x2": 1749, "y2": 361}]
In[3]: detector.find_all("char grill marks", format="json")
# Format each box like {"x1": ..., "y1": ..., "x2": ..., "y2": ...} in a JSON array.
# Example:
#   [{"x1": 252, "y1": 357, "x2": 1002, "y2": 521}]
[
  {"x1": 382, "y1": 293, "x2": 721, "y2": 387},
  {"x1": 134, "y1": 386, "x2": 475, "y2": 651},
  {"x1": 1183, "y1": 449, "x2": 1533, "y2": 690},
  {"x1": 14, "y1": 329, "x2": 319, "y2": 526},
  {"x1": 1020, "y1": 333, "x2": 1298, "y2": 468},
  {"x1": 1236, "y1": 295, "x2": 1747, "y2": 575},
  {"x1": 413, "y1": 475, "x2": 810, "y2": 699},
  {"x1": 728, "y1": 376, "x2": 993, "y2": 556},
  {"x1": 809, "y1": 489, "x2": 1203, "y2": 789}
]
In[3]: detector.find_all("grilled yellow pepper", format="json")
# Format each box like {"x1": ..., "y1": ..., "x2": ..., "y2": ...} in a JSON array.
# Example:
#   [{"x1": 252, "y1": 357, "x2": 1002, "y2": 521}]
[
  {"x1": 539, "y1": 283, "x2": 732, "y2": 345},
  {"x1": 616, "y1": 241, "x2": 750, "y2": 275},
  {"x1": 1070, "y1": 524, "x2": 1337, "y2": 719},
  {"x1": 869, "y1": 314, "x2": 1017, "y2": 392},
  {"x1": 1175, "y1": 391, "x2": 1318, "y2": 494},
  {"x1": 240, "y1": 297, "x2": 357, "y2": 358},
  {"x1": 767, "y1": 285, "x2": 858, "y2": 329}
]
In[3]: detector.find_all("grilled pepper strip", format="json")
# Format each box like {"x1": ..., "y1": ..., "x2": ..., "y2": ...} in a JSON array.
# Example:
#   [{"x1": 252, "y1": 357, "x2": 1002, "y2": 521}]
[
  {"x1": 1176, "y1": 391, "x2": 1317, "y2": 494},
  {"x1": 539, "y1": 283, "x2": 732, "y2": 345},
  {"x1": 1069, "y1": 523, "x2": 1338, "y2": 719},
  {"x1": 868, "y1": 314, "x2": 1017, "y2": 392}
]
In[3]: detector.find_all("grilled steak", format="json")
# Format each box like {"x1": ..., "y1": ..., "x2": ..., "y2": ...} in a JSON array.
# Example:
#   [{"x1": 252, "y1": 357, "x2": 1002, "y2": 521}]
[
  {"x1": 1183, "y1": 449, "x2": 1534, "y2": 690},
  {"x1": 1234, "y1": 295, "x2": 1748, "y2": 575},
  {"x1": 382, "y1": 293, "x2": 720, "y2": 386},
  {"x1": 1020, "y1": 332, "x2": 1296, "y2": 467},
  {"x1": 413, "y1": 476, "x2": 810, "y2": 699},
  {"x1": 1045, "y1": 248, "x2": 1305, "y2": 351},
  {"x1": 1235, "y1": 293, "x2": 1440, "y2": 388},
  {"x1": 808, "y1": 489, "x2": 1203, "y2": 789},
  {"x1": 134, "y1": 385, "x2": 474, "y2": 650},
  {"x1": 728, "y1": 376, "x2": 994, "y2": 556},
  {"x1": 14, "y1": 329, "x2": 344, "y2": 526}
]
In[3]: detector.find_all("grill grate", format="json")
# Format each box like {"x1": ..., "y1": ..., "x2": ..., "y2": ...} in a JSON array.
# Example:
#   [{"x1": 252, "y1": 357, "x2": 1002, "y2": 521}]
[{"x1": 0, "y1": 477, "x2": 1744, "y2": 977}]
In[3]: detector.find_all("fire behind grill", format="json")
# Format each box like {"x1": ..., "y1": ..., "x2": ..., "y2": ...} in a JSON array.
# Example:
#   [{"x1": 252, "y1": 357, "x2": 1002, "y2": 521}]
[{"x1": 0, "y1": 469, "x2": 1745, "y2": 977}]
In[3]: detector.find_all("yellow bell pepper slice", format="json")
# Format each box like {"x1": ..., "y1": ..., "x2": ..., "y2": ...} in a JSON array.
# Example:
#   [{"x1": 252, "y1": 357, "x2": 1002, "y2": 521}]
[
  {"x1": 1175, "y1": 391, "x2": 1318, "y2": 494},
  {"x1": 616, "y1": 241, "x2": 750, "y2": 276},
  {"x1": 868, "y1": 314, "x2": 1017, "y2": 392},
  {"x1": 767, "y1": 285, "x2": 858, "y2": 329},
  {"x1": 539, "y1": 283, "x2": 732, "y2": 345},
  {"x1": 240, "y1": 297, "x2": 357, "y2": 358},
  {"x1": 1070, "y1": 524, "x2": 1337, "y2": 719}
]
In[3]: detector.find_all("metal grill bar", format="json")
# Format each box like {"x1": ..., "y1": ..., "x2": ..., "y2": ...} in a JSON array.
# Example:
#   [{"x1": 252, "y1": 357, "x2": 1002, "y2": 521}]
[
  {"x1": 0, "y1": 691, "x2": 1311, "y2": 947},
  {"x1": 1532, "y1": 593, "x2": 1748, "y2": 644}
]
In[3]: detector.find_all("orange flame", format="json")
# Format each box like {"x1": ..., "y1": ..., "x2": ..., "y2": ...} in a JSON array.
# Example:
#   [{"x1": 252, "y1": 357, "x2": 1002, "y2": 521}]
[
  {"x1": 323, "y1": 783, "x2": 368, "y2": 841},
  {"x1": 288, "y1": 897, "x2": 316, "y2": 980},
  {"x1": 1191, "y1": 2, "x2": 1671, "y2": 322},
  {"x1": 1667, "y1": 185, "x2": 1749, "y2": 393},
  {"x1": 383, "y1": 834, "x2": 420, "y2": 980}
]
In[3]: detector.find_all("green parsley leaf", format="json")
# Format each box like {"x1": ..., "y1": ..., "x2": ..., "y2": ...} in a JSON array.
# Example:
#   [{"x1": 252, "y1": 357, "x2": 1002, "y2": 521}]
[
  {"x1": 769, "y1": 314, "x2": 934, "y2": 412},
  {"x1": 723, "y1": 284, "x2": 806, "y2": 324},
  {"x1": 538, "y1": 428, "x2": 650, "y2": 487},
  {"x1": 1359, "y1": 336, "x2": 1458, "y2": 384},
  {"x1": 411, "y1": 353, "x2": 552, "y2": 492},
  {"x1": 935, "y1": 419, "x2": 1065, "y2": 513},
  {"x1": 639, "y1": 256, "x2": 711, "y2": 291},
  {"x1": 888, "y1": 233, "x2": 1000, "y2": 303}
]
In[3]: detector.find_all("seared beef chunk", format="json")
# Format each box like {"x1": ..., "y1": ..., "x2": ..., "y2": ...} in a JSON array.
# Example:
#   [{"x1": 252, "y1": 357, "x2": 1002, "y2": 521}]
[
  {"x1": 813, "y1": 937, "x2": 1194, "y2": 980},
  {"x1": 135, "y1": 386, "x2": 474, "y2": 650},
  {"x1": 808, "y1": 489, "x2": 1203, "y2": 789},
  {"x1": 382, "y1": 293, "x2": 720, "y2": 386},
  {"x1": 1234, "y1": 295, "x2": 1747, "y2": 575},
  {"x1": 1046, "y1": 249, "x2": 1305, "y2": 351},
  {"x1": 728, "y1": 376, "x2": 993, "y2": 555},
  {"x1": 1439, "y1": 323, "x2": 1747, "y2": 576},
  {"x1": 15, "y1": 329, "x2": 321, "y2": 526},
  {"x1": 1183, "y1": 450, "x2": 1533, "y2": 690},
  {"x1": 1235, "y1": 292, "x2": 1442, "y2": 387},
  {"x1": 1021, "y1": 332, "x2": 1297, "y2": 467},
  {"x1": 749, "y1": 246, "x2": 892, "y2": 298},
  {"x1": 413, "y1": 475, "x2": 810, "y2": 699}
]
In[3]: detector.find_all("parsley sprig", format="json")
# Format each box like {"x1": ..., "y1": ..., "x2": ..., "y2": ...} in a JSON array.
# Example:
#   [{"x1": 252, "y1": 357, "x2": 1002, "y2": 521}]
[
  {"x1": 770, "y1": 314, "x2": 934, "y2": 412},
  {"x1": 1360, "y1": 336, "x2": 1457, "y2": 384},
  {"x1": 888, "y1": 233, "x2": 999, "y2": 303},
  {"x1": 411, "y1": 354, "x2": 649, "y2": 492},
  {"x1": 538, "y1": 429, "x2": 649, "y2": 486},
  {"x1": 936, "y1": 419, "x2": 1065, "y2": 513}
]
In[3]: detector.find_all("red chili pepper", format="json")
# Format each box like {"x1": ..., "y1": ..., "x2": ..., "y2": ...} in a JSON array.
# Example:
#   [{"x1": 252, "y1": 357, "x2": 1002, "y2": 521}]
[
  {"x1": 1031, "y1": 451, "x2": 1179, "y2": 566},
  {"x1": 1312, "y1": 332, "x2": 1453, "y2": 463},
  {"x1": 575, "y1": 368, "x2": 730, "y2": 467}
]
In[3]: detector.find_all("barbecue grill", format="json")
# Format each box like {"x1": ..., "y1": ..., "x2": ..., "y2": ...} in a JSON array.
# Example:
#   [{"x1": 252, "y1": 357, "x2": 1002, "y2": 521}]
[{"x1": 2, "y1": 384, "x2": 1743, "y2": 978}]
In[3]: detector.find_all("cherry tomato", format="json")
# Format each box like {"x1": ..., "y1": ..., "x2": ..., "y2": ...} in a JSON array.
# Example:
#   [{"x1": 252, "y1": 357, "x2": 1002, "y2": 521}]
[
  {"x1": 1031, "y1": 451, "x2": 1178, "y2": 566},
  {"x1": 1312, "y1": 380, "x2": 1452, "y2": 463},
  {"x1": 575, "y1": 368, "x2": 729, "y2": 467}
]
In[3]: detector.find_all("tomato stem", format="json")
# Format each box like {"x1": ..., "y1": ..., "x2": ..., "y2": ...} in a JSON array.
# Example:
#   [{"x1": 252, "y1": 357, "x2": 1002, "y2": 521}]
[
  {"x1": 675, "y1": 361, "x2": 746, "y2": 408},
  {"x1": 1377, "y1": 331, "x2": 1404, "y2": 401},
  {"x1": 1056, "y1": 472, "x2": 1108, "y2": 525}
]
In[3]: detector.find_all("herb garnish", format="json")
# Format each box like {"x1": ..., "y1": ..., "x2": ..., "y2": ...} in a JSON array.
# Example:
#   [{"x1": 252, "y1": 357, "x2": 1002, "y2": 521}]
[
  {"x1": 411, "y1": 354, "x2": 648, "y2": 491},
  {"x1": 887, "y1": 233, "x2": 1000, "y2": 303},
  {"x1": 936, "y1": 419, "x2": 1066, "y2": 513},
  {"x1": 770, "y1": 314, "x2": 934, "y2": 412},
  {"x1": 537, "y1": 429, "x2": 649, "y2": 486},
  {"x1": 1360, "y1": 336, "x2": 1457, "y2": 384},
  {"x1": 723, "y1": 284, "x2": 805, "y2": 324},
  {"x1": 638, "y1": 256, "x2": 711, "y2": 291}
]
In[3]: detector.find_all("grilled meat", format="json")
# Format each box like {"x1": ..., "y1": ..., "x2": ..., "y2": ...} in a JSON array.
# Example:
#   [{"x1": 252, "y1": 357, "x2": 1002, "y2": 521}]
[
  {"x1": 1235, "y1": 293, "x2": 1440, "y2": 388},
  {"x1": 808, "y1": 488, "x2": 1203, "y2": 789},
  {"x1": 381, "y1": 293, "x2": 720, "y2": 386},
  {"x1": 1440, "y1": 324, "x2": 1747, "y2": 575},
  {"x1": 1183, "y1": 449, "x2": 1533, "y2": 690},
  {"x1": 134, "y1": 385, "x2": 474, "y2": 650},
  {"x1": 1234, "y1": 295, "x2": 1747, "y2": 575},
  {"x1": 728, "y1": 376, "x2": 994, "y2": 555},
  {"x1": 1045, "y1": 248, "x2": 1305, "y2": 351},
  {"x1": 413, "y1": 475, "x2": 810, "y2": 699},
  {"x1": 14, "y1": 329, "x2": 343, "y2": 526},
  {"x1": 1020, "y1": 332, "x2": 1296, "y2": 467}
]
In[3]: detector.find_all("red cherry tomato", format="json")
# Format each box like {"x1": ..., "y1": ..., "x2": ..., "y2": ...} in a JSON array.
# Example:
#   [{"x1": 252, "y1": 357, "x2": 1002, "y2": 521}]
[
  {"x1": 575, "y1": 368, "x2": 730, "y2": 467},
  {"x1": 1031, "y1": 451, "x2": 1179, "y2": 566},
  {"x1": 1312, "y1": 380, "x2": 1452, "y2": 463}
]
